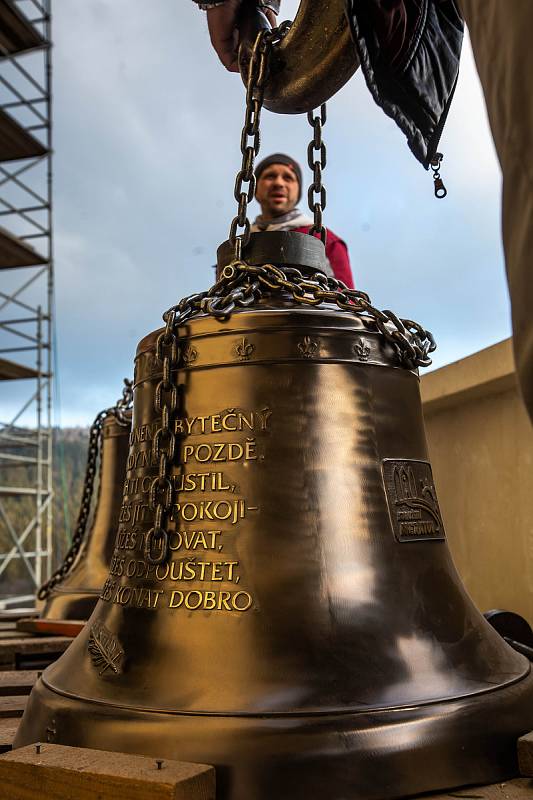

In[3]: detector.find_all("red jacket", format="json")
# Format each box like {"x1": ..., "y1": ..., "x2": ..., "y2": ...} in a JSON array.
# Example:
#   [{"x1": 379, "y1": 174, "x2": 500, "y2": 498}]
[{"x1": 293, "y1": 227, "x2": 354, "y2": 288}]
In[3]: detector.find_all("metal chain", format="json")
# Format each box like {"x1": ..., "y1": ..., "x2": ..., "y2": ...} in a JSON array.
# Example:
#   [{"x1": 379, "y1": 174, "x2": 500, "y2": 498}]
[
  {"x1": 145, "y1": 260, "x2": 435, "y2": 568},
  {"x1": 307, "y1": 104, "x2": 327, "y2": 244},
  {"x1": 144, "y1": 300, "x2": 199, "y2": 566},
  {"x1": 161, "y1": 263, "x2": 435, "y2": 379},
  {"x1": 143, "y1": 22, "x2": 289, "y2": 567},
  {"x1": 229, "y1": 21, "x2": 291, "y2": 260},
  {"x1": 115, "y1": 377, "x2": 134, "y2": 425},
  {"x1": 37, "y1": 379, "x2": 134, "y2": 601}
]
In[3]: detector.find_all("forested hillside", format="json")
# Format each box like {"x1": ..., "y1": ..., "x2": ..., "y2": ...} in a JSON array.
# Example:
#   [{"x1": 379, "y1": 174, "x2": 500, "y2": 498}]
[{"x1": 0, "y1": 427, "x2": 91, "y2": 599}]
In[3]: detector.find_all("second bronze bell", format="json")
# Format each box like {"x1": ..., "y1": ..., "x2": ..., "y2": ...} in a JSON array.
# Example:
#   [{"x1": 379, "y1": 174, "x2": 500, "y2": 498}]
[
  {"x1": 15, "y1": 233, "x2": 533, "y2": 800},
  {"x1": 37, "y1": 387, "x2": 132, "y2": 623}
]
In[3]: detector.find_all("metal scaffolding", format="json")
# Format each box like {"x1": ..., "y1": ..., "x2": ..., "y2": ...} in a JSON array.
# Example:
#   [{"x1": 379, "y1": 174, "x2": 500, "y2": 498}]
[{"x1": 0, "y1": 0, "x2": 53, "y2": 607}]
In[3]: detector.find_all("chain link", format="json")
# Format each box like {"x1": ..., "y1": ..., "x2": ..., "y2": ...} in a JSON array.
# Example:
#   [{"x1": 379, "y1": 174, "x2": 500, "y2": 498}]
[
  {"x1": 307, "y1": 103, "x2": 327, "y2": 244},
  {"x1": 229, "y1": 21, "x2": 291, "y2": 259},
  {"x1": 37, "y1": 379, "x2": 134, "y2": 601}
]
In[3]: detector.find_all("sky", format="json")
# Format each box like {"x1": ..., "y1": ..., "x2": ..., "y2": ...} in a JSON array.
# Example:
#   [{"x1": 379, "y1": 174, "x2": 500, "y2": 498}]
[{"x1": 1, "y1": 1, "x2": 509, "y2": 426}]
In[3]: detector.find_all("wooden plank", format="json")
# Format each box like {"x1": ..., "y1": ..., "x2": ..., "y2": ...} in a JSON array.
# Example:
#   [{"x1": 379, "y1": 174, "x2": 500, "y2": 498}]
[
  {"x1": 0, "y1": 744, "x2": 216, "y2": 800},
  {"x1": 423, "y1": 778, "x2": 533, "y2": 798},
  {"x1": 16, "y1": 619, "x2": 84, "y2": 638},
  {"x1": 0, "y1": 0, "x2": 46, "y2": 56},
  {"x1": 518, "y1": 731, "x2": 533, "y2": 777},
  {"x1": 0, "y1": 718, "x2": 18, "y2": 754},
  {"x1": 0, "y1": 107, "x2": 47, "y2": 162},
  {"x1": 0, "y1": 225, "x2": 46, "y2": 269},
  {"x1": 0, "y1": 635, "x2": 70, "y2": 671},
  {"x1": 0, "y1": 357, "x2": 39, "y2": 381},
  {"x1": 0, "y1": 631, "x2": 33, "y2": 641},
  {"x1": 0, "y1": 611, "x2": 38, "y2": 623},
  {"x1": 0, "y1": 695, "x2": 27, "y2": 718},
  {"x1": 0, "y1": 671, "x2": 38, "y2": 696}
]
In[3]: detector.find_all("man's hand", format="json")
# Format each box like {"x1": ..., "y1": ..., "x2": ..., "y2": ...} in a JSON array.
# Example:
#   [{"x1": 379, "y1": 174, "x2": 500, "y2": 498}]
[{"x1": 207, "y1": 1, "x2": 278, "y2": 72}]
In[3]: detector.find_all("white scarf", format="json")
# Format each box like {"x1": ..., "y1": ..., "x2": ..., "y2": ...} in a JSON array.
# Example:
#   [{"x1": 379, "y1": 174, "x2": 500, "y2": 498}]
[{"x1": 251, "y1": 208, "x2": 315, "y2": 233}]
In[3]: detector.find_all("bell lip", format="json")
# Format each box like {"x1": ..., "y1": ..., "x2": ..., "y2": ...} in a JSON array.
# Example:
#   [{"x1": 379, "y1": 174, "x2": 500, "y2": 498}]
[
  {"x1": 39, "y1": 660, "x2": 530, "y2": 719},
  {"x1": 16, "y1": 671, "x2": 533, "y2": 799}
]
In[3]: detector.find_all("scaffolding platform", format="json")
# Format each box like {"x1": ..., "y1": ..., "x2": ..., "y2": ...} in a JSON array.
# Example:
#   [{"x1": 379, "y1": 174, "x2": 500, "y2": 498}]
[
  {"x1": 0, "y1": 226, "x2": 46, "y2": 269},
  {"x1": 0, "y1": 426, "x2": 42, "y2": 449},
  {"x1": 0, "y1": 357, "x2": 39, "y2": 381},
  {"x1": 0, "y1": 0, "x2": 53, "y2": 604},
  {"x1": 0, "y1": 0, "x2": 46, "y2": 57},
  {"x1": 0, "y1": 107, "x2": 47, "y2": 162}
]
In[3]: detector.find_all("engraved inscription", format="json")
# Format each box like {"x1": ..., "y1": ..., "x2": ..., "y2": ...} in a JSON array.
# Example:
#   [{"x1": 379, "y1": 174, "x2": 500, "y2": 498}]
[
  {"x1": 101, "y1": 404, "x2": 272, "y2": 614},
  {"x1": 382, "y1": 459, "x2": 445, "y2": 542}
]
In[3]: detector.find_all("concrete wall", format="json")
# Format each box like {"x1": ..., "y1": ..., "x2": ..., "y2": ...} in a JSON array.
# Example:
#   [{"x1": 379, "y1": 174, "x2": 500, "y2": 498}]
[{"x1": 421, "y1": 339, "x2": 533, "y2": 624}]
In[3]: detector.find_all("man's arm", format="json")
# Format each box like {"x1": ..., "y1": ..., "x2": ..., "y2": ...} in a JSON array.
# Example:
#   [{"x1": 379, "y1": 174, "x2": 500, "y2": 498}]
[{"x1": 193, "y1": 0, "x2": 279, "y2": 72}]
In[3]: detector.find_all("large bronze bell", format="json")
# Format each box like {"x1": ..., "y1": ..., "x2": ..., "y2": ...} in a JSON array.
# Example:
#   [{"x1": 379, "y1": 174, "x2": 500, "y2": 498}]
[
  {"x1": 15, "y1": 233, "x2": 533, "y2": 799},
  {"x1": 37, "y1": 388, "x2": 132, "y2": 622}
]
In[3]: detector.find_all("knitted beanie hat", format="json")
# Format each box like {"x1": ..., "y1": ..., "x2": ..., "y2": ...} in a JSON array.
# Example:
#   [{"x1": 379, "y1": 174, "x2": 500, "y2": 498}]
[{"x1": 255, "y1": 153, "x2": 302, "y2": 202}]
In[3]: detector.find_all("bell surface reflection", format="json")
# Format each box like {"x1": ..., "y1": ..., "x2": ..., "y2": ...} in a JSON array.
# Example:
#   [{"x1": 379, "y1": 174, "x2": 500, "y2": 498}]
[{"x1": 15, "y1": 235, "x2": 533, "y2": 799}]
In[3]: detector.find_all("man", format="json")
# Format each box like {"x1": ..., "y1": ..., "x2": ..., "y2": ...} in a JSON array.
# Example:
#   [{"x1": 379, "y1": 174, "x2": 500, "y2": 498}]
[
  {"x1": 193, "y1": 0, "x2": 533, "y2": 426},
  {"x1": 252, "y1": 153, "x2": 354, "y2": 288}
]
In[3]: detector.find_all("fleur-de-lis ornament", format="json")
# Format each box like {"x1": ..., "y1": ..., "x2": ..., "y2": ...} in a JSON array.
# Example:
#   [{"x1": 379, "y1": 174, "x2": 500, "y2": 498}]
[
  {"x1": 235, "y1": 337, "x2": 255, "y2": 361},
  {"x1": 354, "y1": 338, "x2": 371, "y2": 362},
  {"x1": 182, "y1": 344, "x2": 198, "y2": 366},
  {"x1": 298, "y1": 335, "x2": 320, "y2": 358}
]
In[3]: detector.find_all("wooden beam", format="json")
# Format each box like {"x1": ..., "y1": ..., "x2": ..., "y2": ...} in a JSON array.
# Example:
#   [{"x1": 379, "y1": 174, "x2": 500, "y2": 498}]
[
  {"x1": 0, "y1": 670, "x2": 39, "y2": 696},
  {"x1": 0, "y1": 718, "x2": 19, "y2": 754},
  {"x1": 0, "y1": 635, "x2": 70, "y2": 670},
  {"x1": 0, "y1": 695, "x2": 27, "y2": 718},
  {"x1": 0, "y1": 358, "x2": 39, "y2": 381},
  {"x1": 0, "y1": 225, "x2": 46, "y2": 269},
  {"x1": 0, "y1": 108, "x2": 47, "y2": 162},
  {"x1": 0, "y1": 744, "x2": 216, "y2": 800},
  {"x1": 15, "y1": 619, "x2": 84, "y2": 638},
  {"x1": 423, "y1": 778, "x2": 533, "y2": 798}
]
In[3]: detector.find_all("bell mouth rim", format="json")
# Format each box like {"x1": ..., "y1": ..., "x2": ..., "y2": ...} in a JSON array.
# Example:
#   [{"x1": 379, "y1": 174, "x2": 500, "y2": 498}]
[{"x1": 40, "y1": 661, "x2": 530, "y2": 719}]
